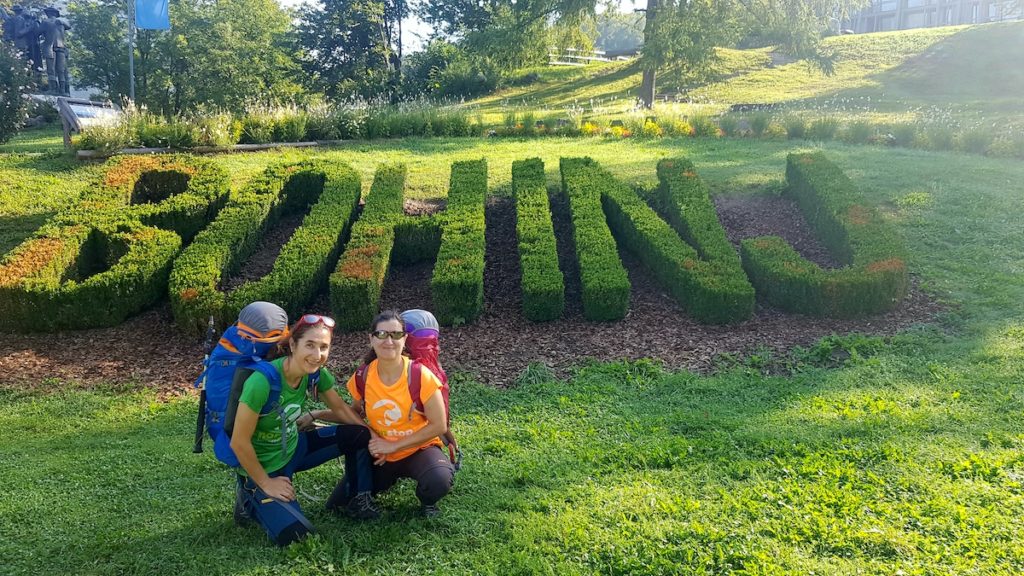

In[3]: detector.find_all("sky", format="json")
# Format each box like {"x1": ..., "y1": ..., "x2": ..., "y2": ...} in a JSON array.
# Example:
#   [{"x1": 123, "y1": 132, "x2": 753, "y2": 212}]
[{"x1": 276, "y1": 0, "x2": 643, "y2": 55}]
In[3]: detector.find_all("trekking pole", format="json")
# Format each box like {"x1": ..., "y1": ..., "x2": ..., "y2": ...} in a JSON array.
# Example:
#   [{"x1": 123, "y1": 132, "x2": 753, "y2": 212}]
[{"x1": 193, "y1": 316, "x2": 217, "y2": 454}]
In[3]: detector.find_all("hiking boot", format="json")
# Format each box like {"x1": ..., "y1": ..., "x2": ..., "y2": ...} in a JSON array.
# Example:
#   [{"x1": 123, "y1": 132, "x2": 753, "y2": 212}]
[
  {"x1": 234, "y1": 484, "x2": 253, "y2": 526},
  {"x1": 346, "y1": 492, "x2": 381, "y2": 520},
  {"x1": 422, "y1": 503, "x2": 441, "y2": 518}
]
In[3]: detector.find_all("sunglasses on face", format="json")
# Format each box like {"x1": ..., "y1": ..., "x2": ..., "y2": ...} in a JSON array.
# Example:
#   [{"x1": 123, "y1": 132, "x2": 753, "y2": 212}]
[
  {"x1": 371, "y1": 330, "x2": 407, "y2": 340},
  {"x1": 298, "y1": 314, "x2": 336, "y2": 329}
]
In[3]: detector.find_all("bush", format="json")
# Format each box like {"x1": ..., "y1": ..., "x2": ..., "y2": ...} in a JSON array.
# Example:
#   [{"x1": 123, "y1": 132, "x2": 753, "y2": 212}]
[
  {"x1": 0, "y1": 43, "x2": 29, "y2": 143},
  {"x1": 513, "y1": 158, "x2": 564, "y2": 322},
  {"x1": 740, "y1": 153, "x2": 909, "y2": 318},
  {"x1": 393, "y1": 215, "x2": 442, "y2": 264},
  {"x1": 717, "y1": 115, "x2": 739, "y2": 137},
  {"x1": 889, "y1": 123, "x2": 918, "y2": 148},
  {"x1": 749, "y1": 112, "x2": 771, "y2": 137},
  {"x1": 169, "y1": 162, "x2": 297, "y2": 334},
  {"x1": 78, "y1": 155, "x2": 231, "y2": 243},
  {"x1": 227, "y1": 162, "x2": 361, "y2": 320},
  {"x1": 783, "y1": 115, "x2": 807, "y2": 139},
  {"x1": 559, "y1": 157, "x2": 630, "y2": 321},
  {"x1": 240, "y1": 113, "x2": 276, "y2": 144},
  {"x1": 432, "y1": 159, "x2": 487, "y2": 326},
  {"x1": 689, "y1": 114, "x2": 720, "y2": 137},
  {"x1": 958, "y1": 126, "x2": 994, "y2": 155},
  {"x1": 192, "y1": 112, "x2": 241, "y2": 147},
  {"x1": 0, "y1": 220, "x2": 181, "y2": 332},
  {"x1": 807, "y1": 116, "x2": 840, "y2": 141},
  {"x1": 329, "y1": 164, "x2": 407, "y2": 331},
  {"x1": 924, "y1": 125, "x2": 956, "y2": 151},
  {"x1": 842, "y1": 120, "x2": 875, "y2": 145}
]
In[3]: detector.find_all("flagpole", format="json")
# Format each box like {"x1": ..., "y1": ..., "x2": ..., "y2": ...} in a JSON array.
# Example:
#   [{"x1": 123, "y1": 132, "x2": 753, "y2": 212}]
[{"x1": 128, "y1": 0, "x2": 136, "y2": 101}]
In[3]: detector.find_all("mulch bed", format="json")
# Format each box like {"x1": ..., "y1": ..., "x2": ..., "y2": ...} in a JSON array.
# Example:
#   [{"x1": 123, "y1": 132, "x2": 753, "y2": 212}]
[{"x1": 0, "y1": 194, "x2": 943, "y2": 395}]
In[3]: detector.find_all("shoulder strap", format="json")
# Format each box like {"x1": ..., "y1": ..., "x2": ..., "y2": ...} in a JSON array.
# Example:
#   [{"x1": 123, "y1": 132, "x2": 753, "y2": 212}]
[
  {"x1": 250, "y1": 360, "x2": 283, "y2": 416},
  {"x1": 309, "y1": 369, "x2": 321, "y2": 402},
  {"x1": 408, "y1": 359, "x2": 423, "y2": 413},
  {"x1": 355, "y1": 363, "x2": 370, "y2": 400}
]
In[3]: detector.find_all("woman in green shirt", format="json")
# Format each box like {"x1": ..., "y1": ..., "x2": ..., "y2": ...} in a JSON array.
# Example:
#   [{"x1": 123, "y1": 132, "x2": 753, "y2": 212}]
[{"x1": 231, "y1": 314, "x2": 379, "y2": 546}]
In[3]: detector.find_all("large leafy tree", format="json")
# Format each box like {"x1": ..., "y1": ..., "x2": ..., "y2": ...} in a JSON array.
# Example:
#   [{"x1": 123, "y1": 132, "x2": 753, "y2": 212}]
[
  {"x1": 69, "y1": 0, "x2": 302, "y2": 112},
  {"x1": 294, "y1": 0, "x2": 402, "y2": 100}
]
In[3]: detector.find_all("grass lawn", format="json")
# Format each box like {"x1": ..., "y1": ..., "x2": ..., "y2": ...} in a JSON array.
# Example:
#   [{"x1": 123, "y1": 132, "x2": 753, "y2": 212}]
[{"x1": 2, "y1": 132, "x2": 1024, "y2": 574}]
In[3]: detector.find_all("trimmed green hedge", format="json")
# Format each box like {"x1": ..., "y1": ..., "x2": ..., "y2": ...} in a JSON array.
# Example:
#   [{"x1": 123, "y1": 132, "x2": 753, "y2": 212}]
[
  {"x1": 226, "y1": 164, "x2": 361, "y2": 321},
  {"x1": 740, "y1": 153, "x2": 909, "y2": 317},
  {"x1": 571, "y1": 158, "x2": 754, "y2": 324},
  {"x1": 0, "y1": 154, "x2": 227, "y2": 333},
  {"x1": 559, "y1": 158, "x2": 630, "y2": 322},
  {"x1": 0, "y1": 220, "x2": 180, "y2": 332},
  {"x1": 512, "y1": 158, "x2": 564, "y2": 322},
  {"x1": 329, "y1": 164, "x2": 407, "y2": 331},
  {"x1": 170, "y1": 161, "x2": 346, "y2": 335},
  {"x1": 66, "y1": 155, "x2": 229, "y2": 242},
  {"x1": 393, "y1": 215, "x2": 441, "y2": 265},
  {"x1": 432, "y1": 159, "x2": 487, "y2": 326},
  {"x1": 650, "y1": 158, "x2": 755, "y2": 323}
]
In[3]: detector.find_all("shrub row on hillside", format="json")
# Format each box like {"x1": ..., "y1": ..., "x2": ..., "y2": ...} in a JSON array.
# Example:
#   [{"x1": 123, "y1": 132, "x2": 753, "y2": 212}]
[
  {"x1": 329, "y1": 164, "x2": 407, "y2": 331},
  {"x1": 559, "y1": 158, "x2": 630, "y2": 322},
  {"x1": 579, "y1": 158, "x2": 754, "y2": 324},
  {"x1": 432, "y1": 159, "x2": 487, "y2": 326},
  {"x1": 170, "y1": 161, "x2": 360, "y2": 335},
  {"x1": 740, "y1": 153, "x2": 909, "y2": 317},
  {"x1": 0, "y1": 155, "x2": 228, "y2": 332},
  {"x1": 512, "y1": 158, "x2": 564, "y2": 322}
]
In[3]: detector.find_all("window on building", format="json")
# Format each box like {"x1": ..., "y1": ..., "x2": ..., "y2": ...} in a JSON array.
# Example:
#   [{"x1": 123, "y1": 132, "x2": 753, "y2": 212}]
[
  {"x1": 880, "y1": 0, "x2": 898, "y2": 12},
  {"x1": 879, "y1": 14, "x2": 897, "y2": 29}
]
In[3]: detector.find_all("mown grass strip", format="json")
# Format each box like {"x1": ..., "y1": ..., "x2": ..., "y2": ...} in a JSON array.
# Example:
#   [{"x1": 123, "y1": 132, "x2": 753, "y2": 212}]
[
  {"x1": 513, "y1": 158, "x2": 564, "y2": 322},
  {"x1": 432, "y1": 159, "x2": 487, "y2": 326}
]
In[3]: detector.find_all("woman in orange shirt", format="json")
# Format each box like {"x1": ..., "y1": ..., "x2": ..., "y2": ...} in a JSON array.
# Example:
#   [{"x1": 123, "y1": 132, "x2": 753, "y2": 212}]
[{"x1": 324, "y1": 310, "x2": 455, "y2": 517}]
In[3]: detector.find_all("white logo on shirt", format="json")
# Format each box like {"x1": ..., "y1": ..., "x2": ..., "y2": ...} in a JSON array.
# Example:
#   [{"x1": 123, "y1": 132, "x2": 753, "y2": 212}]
[{"x1": 372, "y1": 399, "x2": 402, "y2": 426}]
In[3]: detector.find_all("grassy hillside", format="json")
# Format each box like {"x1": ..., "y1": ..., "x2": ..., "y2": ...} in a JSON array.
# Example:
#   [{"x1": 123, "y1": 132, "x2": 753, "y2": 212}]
[{"x1": 468, "y1": 22, "x2": 1024, "y2": 128}]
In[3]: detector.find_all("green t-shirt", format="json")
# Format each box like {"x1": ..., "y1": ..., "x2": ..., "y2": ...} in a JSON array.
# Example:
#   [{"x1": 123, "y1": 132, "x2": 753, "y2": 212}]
[{"x1": 237, "y1": 358, "x2": 336, "y2": 474}]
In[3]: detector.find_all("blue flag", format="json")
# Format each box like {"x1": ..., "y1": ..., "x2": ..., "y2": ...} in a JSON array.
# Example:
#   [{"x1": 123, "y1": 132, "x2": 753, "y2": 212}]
[{"x1": 135, "y1": 0, "x2": 170, "y2": 30}]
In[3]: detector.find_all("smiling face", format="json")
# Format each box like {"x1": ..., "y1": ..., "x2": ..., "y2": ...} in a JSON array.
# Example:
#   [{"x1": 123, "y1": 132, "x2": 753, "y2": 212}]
[
  {"x1": 289, "y1": 325, "x2": 332, "y2": 374},
  {"x1": 369, "y1": 318, "x2": 407, "y2": 362}
]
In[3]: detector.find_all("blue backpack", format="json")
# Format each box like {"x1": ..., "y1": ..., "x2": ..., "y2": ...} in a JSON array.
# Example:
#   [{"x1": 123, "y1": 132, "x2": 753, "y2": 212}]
[{"x1": 195, "y1": 324, "x2": 319, "y2": 467}]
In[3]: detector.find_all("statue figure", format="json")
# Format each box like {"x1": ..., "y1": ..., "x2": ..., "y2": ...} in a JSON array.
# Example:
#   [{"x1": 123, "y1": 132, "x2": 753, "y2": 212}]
[
  {"x1": 17, "y1": 8, "x2": 44, "y2": 77},
  {"x1": 41, "y1": 6, "x2": 69, "y2": 95}
]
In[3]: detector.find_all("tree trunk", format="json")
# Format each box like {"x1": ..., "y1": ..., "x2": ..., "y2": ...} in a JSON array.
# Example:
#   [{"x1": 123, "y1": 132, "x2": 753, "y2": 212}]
[{"x1": 639, "y1": 0, "x2": 660, "y2": 109}]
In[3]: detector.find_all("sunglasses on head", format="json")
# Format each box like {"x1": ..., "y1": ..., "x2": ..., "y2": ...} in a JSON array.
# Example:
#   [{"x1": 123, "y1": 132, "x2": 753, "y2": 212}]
[
  {"x1": 371, "y1": 329, "x2": 407, "y2": 340},
  {"x1": 297, "y1": 314, "x2": 336, "y2": 329}
]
